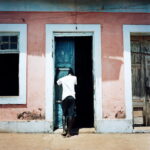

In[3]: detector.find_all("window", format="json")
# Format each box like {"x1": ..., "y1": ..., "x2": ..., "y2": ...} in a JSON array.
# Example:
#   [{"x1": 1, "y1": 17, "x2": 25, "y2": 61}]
[
  {"x1": 0, "y1": 33, "x2": 19, "y2": 96},
  {"x1": 0, "y1": 24, "x2": 27, "y2": 104}
]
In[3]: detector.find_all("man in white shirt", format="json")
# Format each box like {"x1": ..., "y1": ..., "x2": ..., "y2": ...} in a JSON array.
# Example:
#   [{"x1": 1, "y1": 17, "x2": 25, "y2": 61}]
[{"x1": 57, "y1": 68, "x2": 77, "y2": 137}]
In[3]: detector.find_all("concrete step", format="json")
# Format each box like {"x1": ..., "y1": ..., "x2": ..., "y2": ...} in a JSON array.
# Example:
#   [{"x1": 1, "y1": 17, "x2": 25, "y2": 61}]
[
  {"x1": 54, "y1": 128, "x2": 95, "y2": 134},
  {"x1": 133, "y1": 127, "x2": 150, "y2": 133}
]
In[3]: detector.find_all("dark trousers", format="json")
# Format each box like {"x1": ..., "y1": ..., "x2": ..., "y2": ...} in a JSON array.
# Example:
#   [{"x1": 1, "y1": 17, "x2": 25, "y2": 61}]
[
  {"x1": 61, "y1": 96, "x2": 76, "y2": 136},
  {"x1": 62, "y1": 96, "x2": 76, "y2": 117}
]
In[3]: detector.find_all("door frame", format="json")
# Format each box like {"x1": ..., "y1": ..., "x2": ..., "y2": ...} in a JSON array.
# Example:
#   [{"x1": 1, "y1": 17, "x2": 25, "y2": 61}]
[
  {"x1": 45, "y1": 24, "x2": 102, "y2": 132},
  {"x1": 123, "y1": 25, "x2": 150, "y2": 131}
]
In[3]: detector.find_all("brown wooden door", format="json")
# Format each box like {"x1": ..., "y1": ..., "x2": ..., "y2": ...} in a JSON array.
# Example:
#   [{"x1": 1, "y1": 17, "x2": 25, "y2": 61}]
[{"x1": 131, "y1": 36, "x2": 150, "y2": 126}]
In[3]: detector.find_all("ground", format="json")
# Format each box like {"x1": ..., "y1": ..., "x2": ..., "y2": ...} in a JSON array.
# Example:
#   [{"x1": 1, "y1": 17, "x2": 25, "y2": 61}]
[{"x1": 0, "y1": 131, "x2": 150, "y2": 150}]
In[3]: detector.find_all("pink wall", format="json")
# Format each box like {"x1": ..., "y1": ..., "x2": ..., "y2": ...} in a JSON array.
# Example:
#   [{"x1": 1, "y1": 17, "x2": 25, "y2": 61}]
[{"x1": 0, "y1": 12, "x2": 150, "y2": 120}]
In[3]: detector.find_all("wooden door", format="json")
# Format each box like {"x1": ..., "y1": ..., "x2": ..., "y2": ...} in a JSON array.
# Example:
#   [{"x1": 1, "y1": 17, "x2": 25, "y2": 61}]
[
  {"x1": 55, "y1": 37, "x2": 75, "y2": 128},
  {"x1": 131, "y1": 36, "x2": 150, "y2": 126}
]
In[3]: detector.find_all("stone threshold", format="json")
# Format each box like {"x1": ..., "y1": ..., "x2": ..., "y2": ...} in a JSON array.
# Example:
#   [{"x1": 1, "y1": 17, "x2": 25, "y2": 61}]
[
  {"x1": 54, "y1": 128, "x2": 96, "y2": 134},
  {"x1": 133, "y1": 127, "x2": 150, "y2": 133}
]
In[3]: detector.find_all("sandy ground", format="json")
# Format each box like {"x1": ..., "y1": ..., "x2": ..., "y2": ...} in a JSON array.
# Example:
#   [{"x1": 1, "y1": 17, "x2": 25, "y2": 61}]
[{"x1": 0, "y1": 132, "x2": 150, "y2": 150}]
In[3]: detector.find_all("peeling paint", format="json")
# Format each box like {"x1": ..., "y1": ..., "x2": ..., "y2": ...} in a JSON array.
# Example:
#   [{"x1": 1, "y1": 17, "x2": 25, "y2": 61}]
[
  {"x1": 104, "y1": 114, "x2": 110, "y2": 119},
  {"x1": 115, "y1": 110, "x2": 126, "y2": 119},
  {"x1": 17, "y1": 108, "x2": 45, "y2": 120}
]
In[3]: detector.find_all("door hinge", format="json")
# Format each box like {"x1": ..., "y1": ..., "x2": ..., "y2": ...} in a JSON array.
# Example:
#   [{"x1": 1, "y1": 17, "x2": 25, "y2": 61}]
[
  {"x1": 52, "y1": 51, "x2": 53, "y2": 58},
  {"x1": 52, "y1": 39, "x2": 54, "y2": 48}
]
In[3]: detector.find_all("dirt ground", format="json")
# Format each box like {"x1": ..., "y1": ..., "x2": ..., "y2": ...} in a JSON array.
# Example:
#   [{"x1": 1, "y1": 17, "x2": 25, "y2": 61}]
[{"x1": 0, "y1": 132, "x2": 150, "y2": 150}]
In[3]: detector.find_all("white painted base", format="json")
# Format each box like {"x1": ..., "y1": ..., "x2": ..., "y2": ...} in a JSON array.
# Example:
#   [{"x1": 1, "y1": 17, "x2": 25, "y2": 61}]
[
  {"x1": 0, "y1": 119, "x2": 133, "y2": 133},
  {"x1": 0, "y1": 121, "x2": 53, "y2": 133},
  {"x1": 96, "y1": 119, "x2": 133, "y2": 133}
]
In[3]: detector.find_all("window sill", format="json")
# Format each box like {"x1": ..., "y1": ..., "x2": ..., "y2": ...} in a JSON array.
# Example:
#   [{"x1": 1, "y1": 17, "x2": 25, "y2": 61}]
[{"x1": 0, "y1": 96, "x2": 26, "y2": 104}]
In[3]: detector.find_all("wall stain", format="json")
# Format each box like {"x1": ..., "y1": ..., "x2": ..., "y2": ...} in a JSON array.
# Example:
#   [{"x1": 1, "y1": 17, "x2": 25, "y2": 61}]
[
  {"x1": 115, "y1": 110, "x2": 125, "y2": 119},
  {"x1": 17, "y1": 108, "x2": 45, "y2": 120}
]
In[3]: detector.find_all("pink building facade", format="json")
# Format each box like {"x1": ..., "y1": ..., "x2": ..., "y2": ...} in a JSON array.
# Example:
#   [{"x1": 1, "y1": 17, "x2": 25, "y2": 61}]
[{"x1": 0, "y1": 0, "x2": 150, "y2": 133}]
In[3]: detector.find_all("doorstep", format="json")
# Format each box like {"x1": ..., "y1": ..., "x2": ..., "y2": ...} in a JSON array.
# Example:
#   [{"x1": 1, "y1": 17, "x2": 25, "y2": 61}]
[
  {"x1": 54, "y1": 128, "x2": 95, "y2": 134},
  {"x1": 133, "y1": 127, "x2": 150, "y2": 133}
]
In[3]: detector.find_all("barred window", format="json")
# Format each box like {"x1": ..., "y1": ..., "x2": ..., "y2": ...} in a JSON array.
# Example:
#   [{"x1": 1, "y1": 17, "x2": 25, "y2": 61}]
[{"x1": 0, "y1": 34, "x2": 18, "y2": 50}]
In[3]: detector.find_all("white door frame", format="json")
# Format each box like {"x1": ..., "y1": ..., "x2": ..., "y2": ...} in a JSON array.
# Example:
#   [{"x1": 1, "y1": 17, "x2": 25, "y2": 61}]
[
  {"x1": 123, "y1": 25, "x2": 150, "y2": 131},
  {"x1": 45, "y1": 24, "x2": 102, "y2": 132}
]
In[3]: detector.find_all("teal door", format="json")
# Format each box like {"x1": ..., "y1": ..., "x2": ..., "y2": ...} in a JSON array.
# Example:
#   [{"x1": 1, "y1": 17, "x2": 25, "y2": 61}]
[{"x1": 55, "y1": 37, "x2": 75, "y2": 128}]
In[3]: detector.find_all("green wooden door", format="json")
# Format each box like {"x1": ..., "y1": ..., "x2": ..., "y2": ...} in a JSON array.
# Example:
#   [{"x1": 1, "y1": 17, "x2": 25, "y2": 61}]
[{"x1": 55, "y1": 37, "x2": 75, "y2": 128}]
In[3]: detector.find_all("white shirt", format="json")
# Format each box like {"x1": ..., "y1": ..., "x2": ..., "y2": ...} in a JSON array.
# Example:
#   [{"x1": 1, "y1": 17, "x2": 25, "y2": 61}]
[{"x1": 57, "y1": 74, "x2": 77, "y2": 100}]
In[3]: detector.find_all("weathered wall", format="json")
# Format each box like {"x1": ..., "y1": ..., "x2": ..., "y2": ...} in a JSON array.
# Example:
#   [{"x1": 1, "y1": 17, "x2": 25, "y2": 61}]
[
  {"x1": 0, "y1": 12, "x2": 150, "y2": 121},
  {"x1": 0, "y1": 12, "x2": 46, "y2": 120},
  {"x1": 0, "y1": 0, "x2": 150, "y2": 12}
]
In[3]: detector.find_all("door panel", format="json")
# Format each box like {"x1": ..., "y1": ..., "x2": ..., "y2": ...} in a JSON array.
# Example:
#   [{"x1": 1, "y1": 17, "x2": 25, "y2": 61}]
[
  {"x1": 131, "y1": 36, "x2": 150, "y2": 126},
  {"x1": 55, "y1": 37, "x2": 75, "y2": 128}
]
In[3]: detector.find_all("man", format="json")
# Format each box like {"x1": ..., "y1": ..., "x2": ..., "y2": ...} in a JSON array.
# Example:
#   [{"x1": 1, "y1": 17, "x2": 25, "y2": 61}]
[{"x1": 57, "y1": 68, "x2": 77, "y2": 137}]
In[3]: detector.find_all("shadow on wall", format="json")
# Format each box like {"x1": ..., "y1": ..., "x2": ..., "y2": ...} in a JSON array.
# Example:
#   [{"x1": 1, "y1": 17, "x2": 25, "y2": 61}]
[{"x1": 103, "y1": 57, "x2": 123, "y2": 81}]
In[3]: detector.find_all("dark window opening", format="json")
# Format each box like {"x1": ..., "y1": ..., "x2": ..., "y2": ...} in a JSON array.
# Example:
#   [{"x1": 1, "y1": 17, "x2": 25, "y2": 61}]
[
  {"x1": 0, "y1": 35, "x2": 18, "y2": 50},
  {"x1": 0, "y1": 54, "x2": 19, "y2": 96}
]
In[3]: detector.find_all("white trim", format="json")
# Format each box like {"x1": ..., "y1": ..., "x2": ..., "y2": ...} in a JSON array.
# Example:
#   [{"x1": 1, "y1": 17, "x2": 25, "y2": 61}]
[
  {"x1": 0, "y1": 24, "x2": 27, "y2": 104},
  {"x1": 123, "y1": 25, "x2": 150, "y2": 130},
  {"x1": 45, "y1": 24, "x2": 102, "y2": 132},
  {"x1": 0, "y1": 121, "x2": 52, "y2": 133},
  {"x1": 54, "y1": 32, "x2": 93, "y2": 37},
  {"x1": 97, "y1": 119, "x2": 133, "y2": 133}
]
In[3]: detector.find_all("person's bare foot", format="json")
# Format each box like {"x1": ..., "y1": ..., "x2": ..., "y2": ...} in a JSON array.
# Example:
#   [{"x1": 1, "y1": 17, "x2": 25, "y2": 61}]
[
  {"x1": 66, "y1": 133, "x2": 71, "y2": 138},
  {"x1": 61, "y1": 130, "x2": 67, "y2": 136}
]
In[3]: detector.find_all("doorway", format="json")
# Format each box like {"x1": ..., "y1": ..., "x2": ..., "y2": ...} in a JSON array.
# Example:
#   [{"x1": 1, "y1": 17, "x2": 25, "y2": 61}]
[
  {"x1": 54, "y1": 36, "x2": 94, "y2": 129},
  {"x1": 131, "y1": 35, "x2": 150, "y2": 127}
]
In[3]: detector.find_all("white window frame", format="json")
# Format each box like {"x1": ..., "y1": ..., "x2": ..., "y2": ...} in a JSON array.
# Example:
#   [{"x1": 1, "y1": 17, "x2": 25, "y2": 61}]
[
  {"x1": 0, "y1": 24, "x2": 27, "y2": 104},
  {"x1": 123, "y1": 25, "x2": 150, "y2": 123},
  {"x1": 45, "y1": 24, "x2": 102, "y2": 132}
]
